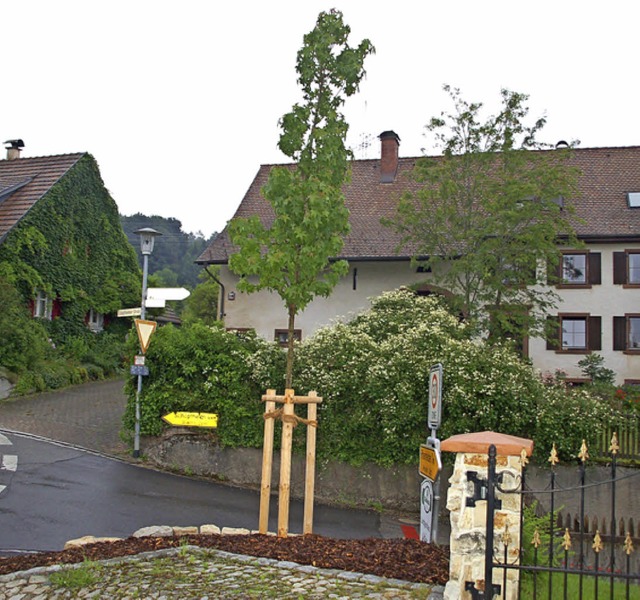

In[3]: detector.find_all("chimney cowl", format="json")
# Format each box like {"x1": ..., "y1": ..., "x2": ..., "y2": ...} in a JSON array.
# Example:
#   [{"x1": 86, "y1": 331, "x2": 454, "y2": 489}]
[
  {"x1": 4, "y1": 139, "x2": 24, "y2": 160},
  {"x1": 379, "y1": 131, "x2": 400, "y2": 183}
]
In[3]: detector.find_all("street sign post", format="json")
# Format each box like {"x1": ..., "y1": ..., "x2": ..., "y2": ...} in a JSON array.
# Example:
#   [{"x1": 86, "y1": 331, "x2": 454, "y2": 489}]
[
  {"x1": 428, "y1": 363, "x2": 443, "y2": 431},
  {"x1": 117, "y1": 307, "x2": 142, "y2": 317},
  {"x1": 420, "y1": 478, "x2": 435, "y2": 543},
  {"x1": 162, "y1": 412, "x2": 218, "y2": 428}
]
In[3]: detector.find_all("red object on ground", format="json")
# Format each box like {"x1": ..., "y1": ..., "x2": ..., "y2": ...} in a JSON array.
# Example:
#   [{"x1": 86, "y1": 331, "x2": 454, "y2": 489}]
[{"x1": 401, "y1": 524, "x2": 420, "y2": 539}]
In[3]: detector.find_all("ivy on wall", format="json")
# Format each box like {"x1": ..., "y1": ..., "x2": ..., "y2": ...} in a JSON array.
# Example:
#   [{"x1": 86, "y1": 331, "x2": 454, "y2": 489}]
[{"x1": 0, "y1": 154, "x2": 140, "y2": 342}]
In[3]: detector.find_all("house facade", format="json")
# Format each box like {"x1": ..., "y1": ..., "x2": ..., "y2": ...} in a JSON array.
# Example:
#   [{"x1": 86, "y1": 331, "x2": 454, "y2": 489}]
[
  {"x1": 197, "y1": 132, "x2": 640, "y2": 385},
  {"x1": 0, "y1": 141, "x2": 140, "y2": 335}
]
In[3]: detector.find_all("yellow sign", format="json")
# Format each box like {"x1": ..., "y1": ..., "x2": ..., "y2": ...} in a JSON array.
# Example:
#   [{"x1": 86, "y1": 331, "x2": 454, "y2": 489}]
[
  {"x1": 162, "y1": 412, "x2": 218, "y2": 428},
  {"x1": 419, "y1": 444, "x2": 440, "y2": 481},
  {"x1": 134, "y1": 319, "x2": 157, "y2": 354}
]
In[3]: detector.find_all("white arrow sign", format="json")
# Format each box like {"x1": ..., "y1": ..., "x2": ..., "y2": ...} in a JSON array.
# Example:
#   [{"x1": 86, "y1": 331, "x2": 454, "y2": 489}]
[{"x1": 146, "y1": 287, "x2": 190, "y2": 302}]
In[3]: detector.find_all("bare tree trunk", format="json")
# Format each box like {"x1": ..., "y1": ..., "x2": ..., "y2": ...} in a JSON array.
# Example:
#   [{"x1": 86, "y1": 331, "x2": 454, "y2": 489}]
[{"x1": 285, "y1": 306, "x2": 296, "y2": 389}]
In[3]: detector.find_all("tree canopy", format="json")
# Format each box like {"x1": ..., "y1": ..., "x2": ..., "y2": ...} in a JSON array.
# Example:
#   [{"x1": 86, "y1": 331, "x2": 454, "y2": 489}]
[
  {"x1": 387, "y1": 85, "x2": 581, "y2": 342},
  {"x1": 228, "y1": 10, "x2": 374, "y2": 388}
]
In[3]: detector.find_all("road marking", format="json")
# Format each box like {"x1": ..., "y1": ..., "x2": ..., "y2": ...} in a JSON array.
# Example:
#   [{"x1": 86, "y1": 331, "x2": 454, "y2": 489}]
[
  {"x1": 0, "y1": 485, "x2": 5, "y2": 494},
  {"x1": 1, "y1": 455, "x2": 17, "y2": 472},
  {"x1": 0, "y1": 433, "x2": 11, "y2": 445}
]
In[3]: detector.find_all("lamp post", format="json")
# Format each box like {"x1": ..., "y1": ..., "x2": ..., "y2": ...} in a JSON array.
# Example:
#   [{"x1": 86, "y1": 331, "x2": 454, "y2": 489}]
[{"x1": 133, "y1": 227, "x2": 161, "y2": 458}]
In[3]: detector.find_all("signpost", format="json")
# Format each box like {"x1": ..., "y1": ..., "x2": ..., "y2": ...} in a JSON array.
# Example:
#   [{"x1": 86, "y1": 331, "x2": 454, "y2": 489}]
[
  {"x1": 162, "y1": 412, "x2": 218, "y2": 428},
  {"x1": 420, "y1": 363, "x2": 444, "y2": 544},
  {"x1": 420, "y1": 478, "x2": 435, "y2": 543}
]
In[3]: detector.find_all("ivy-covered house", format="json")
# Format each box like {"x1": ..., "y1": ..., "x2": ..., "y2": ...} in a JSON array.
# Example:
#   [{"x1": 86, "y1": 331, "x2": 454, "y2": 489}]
[{"x1": 0, "y1": 142, "x2": 140, "y2": 341}]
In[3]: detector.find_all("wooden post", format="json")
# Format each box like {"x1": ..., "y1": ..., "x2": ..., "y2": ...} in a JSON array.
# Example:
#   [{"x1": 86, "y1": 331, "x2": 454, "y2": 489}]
[
  {"x1": 258, "y1": 389, "x2": 276, "y2": 535},
  {"x1": 277, "y1": 388, "x2": 295, "y2": 537},
  {"x1": 303, "y1": 392, "x2": 318, "y2": 535}
]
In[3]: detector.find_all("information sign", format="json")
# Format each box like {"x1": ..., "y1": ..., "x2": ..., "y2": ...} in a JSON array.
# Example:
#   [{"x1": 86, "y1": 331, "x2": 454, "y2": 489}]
[
  {"x1": 162, "y1": 412, "x2": 219, "y2": 428},
  {"x1": 130, "y1": 365, "x2": 149, "y2": 376},
  {"x1": 419, "y1": 444, "x2": 441, "y2": 481},
  {"x1": 420, "y1": 478, "x2": 434, "y2": 543},
  {"x1": 428, "y1": 363, "x2": 443, "y2": 430}
]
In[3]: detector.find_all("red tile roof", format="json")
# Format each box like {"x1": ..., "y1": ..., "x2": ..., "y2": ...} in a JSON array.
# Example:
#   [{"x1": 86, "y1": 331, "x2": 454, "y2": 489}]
[
  {"x1": 200, "y1": 144, "x2": 640, "y2": 265},
  {"x1": 0, "y1": 153, "x2": 85, "y2": 241}
]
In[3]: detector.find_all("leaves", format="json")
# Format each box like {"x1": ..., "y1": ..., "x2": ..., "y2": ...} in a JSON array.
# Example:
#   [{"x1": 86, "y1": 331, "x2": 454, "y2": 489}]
[
  {"x1": 387, "y1": 86, "x2": 581, "y2": 340},
  {"x1": 228, "y1": 10, "x2": 373, "y2": 387}
]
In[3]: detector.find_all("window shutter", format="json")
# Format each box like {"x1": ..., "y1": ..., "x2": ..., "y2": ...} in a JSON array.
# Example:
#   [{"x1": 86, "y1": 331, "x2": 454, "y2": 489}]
[
  {"x1": 613, "y1": 316, "x2": 627, "y2": 351},
  {"x1": 613, "y1": 252, "x2": 627, "y2": 284},
  {"x1": 588, "y1": 253, "x2": 601, "y2": 284},
  {"x1": 546, "y1": 316, "x2": 560, "y2": 350},
  {"x1": 588, "y1": 316, "x2": 602, "y2": 351}
]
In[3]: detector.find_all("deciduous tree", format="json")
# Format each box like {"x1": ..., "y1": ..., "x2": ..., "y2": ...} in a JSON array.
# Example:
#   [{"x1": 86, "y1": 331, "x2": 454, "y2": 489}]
[
  {"x1": 228, "y1": 10, "x2": 374, "y2": 387},
  {"x1": 388, "y1": 85, "x2": 580, "y2": 343}
]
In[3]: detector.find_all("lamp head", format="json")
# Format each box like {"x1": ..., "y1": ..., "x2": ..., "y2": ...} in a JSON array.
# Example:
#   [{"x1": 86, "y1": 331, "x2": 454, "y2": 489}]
[{"x1": 134, "y1": 227, "x2": 162, "y2": 255}]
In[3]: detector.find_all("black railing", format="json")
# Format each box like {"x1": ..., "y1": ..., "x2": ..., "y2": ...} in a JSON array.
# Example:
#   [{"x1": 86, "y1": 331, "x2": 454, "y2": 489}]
[{"x1": 482, "y1": 436, "x2": 640, "y2": 599}]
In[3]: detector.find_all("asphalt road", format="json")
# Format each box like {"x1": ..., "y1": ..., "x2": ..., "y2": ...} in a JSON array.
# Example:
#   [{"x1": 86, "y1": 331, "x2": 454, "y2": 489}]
[{"x1": 0, "y1": 430, "x2": 384, "y2": 554}]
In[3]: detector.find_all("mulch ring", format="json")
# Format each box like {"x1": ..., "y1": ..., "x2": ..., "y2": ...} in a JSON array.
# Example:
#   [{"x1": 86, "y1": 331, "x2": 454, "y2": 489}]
[{"x1": 0, "y1": 534, "x2": 449, "y2": 585}]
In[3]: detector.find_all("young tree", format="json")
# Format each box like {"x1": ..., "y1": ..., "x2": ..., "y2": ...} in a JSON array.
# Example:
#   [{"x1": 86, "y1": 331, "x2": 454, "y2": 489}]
[
  {"x1": 228, "y1": 10, "x2": 374, "y2": 388},
  {"x1": 387, "y1": 85, "x2": 581, "y2": 343}
]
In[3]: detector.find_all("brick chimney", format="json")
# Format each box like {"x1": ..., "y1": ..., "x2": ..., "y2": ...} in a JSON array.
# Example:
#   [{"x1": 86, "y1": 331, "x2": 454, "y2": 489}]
[
  {"x1": 379, "y1": 130, "x2": 400, "y2": 183},
  {"x1": 4, "y1": 139, "x2": 24, "y2": 160}
]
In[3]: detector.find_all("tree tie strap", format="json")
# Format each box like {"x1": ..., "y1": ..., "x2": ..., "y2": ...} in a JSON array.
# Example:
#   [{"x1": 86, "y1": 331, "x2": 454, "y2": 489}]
[{"x1": 264, "y1": 408, "x2": 317, "y2": 428}]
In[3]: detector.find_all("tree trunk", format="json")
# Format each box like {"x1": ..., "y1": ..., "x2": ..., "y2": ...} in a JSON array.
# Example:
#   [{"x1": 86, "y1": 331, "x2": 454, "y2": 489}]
[{"x1": 285, "y1": 306, "x2": 296, "y2": 389}]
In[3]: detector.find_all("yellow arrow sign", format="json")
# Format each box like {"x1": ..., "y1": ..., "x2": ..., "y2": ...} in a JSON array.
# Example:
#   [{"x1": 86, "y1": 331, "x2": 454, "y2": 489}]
[
  {"x1": 162, "y1": 412, "x2": 218, "y2": 428},
  {"x1": 134, "y1": 319, "x2": 157, "y2": 354}
]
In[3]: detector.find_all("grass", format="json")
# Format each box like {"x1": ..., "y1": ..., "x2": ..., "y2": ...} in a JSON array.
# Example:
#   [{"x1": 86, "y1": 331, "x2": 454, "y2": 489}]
[
  {"x1": 49, "y1": 558, "x2": 102, "y2": 589},
  {"x1": 519, "y1": 571, "x2": 640, "y2": 599}
]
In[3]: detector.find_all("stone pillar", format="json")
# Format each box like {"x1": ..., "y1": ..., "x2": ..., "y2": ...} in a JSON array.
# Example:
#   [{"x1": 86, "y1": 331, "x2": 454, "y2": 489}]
[{"x1": 440, "y1": 432, "x2": 533, "y2": 600}]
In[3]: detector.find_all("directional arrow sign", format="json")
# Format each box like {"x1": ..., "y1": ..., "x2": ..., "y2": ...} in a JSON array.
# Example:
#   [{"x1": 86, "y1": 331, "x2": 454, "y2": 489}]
[
  {"x1": 146, "y1": 287, "x2": 190, "y2": 302},
  {"x1": 162, "y1": 412, "x2": 218, "y2": 428},
  {"x1": 117, "y1": 307, "x2": 142, "y2": 317}
]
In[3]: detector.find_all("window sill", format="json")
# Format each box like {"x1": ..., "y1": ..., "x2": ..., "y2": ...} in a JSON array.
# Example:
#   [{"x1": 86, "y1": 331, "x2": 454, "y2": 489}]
[
  {"x1": 556, "y1": 284, "x2": 592, "y2": 290},
  {"x1": 623, "y1": 349, "x2": 640, "y2": 355},
  {"x1": 555, "y1": 349, "x2": 589, "y2": 354},
  {"x1": 622, "y1": 284, "x2": 640, "y2": 289}
]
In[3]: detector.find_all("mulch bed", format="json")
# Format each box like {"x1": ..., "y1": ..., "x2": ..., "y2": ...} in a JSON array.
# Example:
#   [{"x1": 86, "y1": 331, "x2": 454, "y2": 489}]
[{"x1": 0, "y1": 534, "x2": 449, "y2": 585}]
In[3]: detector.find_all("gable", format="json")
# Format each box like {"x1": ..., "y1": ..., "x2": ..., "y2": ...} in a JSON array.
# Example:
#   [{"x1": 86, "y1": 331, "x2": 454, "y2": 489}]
[{"x1": 0, "y1": 153, "x2": 85, "y2": 242}]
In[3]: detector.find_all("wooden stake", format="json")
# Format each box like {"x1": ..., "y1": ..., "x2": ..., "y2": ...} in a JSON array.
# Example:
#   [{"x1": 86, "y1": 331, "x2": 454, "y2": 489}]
[
  {"x1": 258, "y1": 389, "x2": 276, "y2": 535},
  {"x1": 277, "y1": 388, "x2": 295, "y2": 537},
  {"x1": 303, "y1": 392, "x2": 318, "y2": 535}
]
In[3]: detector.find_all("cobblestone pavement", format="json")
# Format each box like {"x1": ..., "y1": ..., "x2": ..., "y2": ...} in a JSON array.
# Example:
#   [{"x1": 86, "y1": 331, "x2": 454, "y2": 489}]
[
  {"x1": 0, "y1": 546, "x2": 438, "y2": 599},
  {"x1": 0, "y1": 379, "x2": 130, "y2": 458}
]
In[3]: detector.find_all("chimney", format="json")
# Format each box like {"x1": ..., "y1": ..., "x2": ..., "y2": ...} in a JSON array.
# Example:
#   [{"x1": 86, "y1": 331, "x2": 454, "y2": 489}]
[
  {"x1": 4, "y1": 139, "x2": 24, "y2": 160},
  {"x1": 379, "y1": 131, "x2": 400, "y2": 183}
]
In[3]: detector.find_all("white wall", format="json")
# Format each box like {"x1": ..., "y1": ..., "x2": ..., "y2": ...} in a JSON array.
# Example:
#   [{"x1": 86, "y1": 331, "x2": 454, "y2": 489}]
[{"x1": 216, "y1": 245, "x2": 640, "y2": 384}]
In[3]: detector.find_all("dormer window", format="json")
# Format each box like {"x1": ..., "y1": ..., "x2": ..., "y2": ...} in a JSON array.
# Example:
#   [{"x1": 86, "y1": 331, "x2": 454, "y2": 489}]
[{"x1": 627, "y1": 192, "x2": 640, "y2": 208}]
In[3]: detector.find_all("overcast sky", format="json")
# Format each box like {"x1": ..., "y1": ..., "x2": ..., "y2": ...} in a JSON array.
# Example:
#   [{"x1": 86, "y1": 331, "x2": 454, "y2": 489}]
[{"x1": 3, "y1": 1, "x2": 638, "y2": 237}]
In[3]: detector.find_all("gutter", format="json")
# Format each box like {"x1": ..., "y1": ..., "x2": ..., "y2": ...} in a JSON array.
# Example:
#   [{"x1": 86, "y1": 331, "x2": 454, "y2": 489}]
[{"x1": 204, "y1": 266, "x2": 225, "y2": 322}]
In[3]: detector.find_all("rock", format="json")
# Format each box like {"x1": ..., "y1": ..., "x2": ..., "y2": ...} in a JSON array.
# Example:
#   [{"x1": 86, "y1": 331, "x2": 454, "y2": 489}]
[
  {"x1": 199, "y1": 524, "x2": 221, "y2": 535},
  {"x1": 221, "y1": 527, "x2": 251, "y2": 535},
  {"x1": 133, "y1": 525, "x2": 174, "y2": 538},
  {"x1": 172, "y1": 526, "x2": 199, "y2": 536},
  {"x1": 64, "y1": 535, "x2": 121, "y2": 549}
]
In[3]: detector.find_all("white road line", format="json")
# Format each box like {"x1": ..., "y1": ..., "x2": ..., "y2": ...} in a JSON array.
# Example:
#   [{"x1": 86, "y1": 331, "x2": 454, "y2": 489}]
[
  {"x1": 1, "y1": 455, "x2": 17, "y2": 472},
  {"x1": 0, "y1": 485, "x2": 5, "y2": 494},
  {"x1": 0, "y1": 433, "x2": 11, "y2": 445}
]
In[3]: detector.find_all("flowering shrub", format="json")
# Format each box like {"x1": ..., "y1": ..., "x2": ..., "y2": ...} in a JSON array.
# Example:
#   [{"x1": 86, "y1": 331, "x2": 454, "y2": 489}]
[{"x1": 124, "y1": 289, "x2": 613, "y2": 465}]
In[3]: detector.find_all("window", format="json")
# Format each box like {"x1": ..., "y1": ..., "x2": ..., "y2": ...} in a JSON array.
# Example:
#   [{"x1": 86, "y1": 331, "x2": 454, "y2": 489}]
[
  {"x1": 274, "y1": 329, "x2": 301, "y2": 347},
  {"x1": 33, "y1": 291, "x2": 52, "y2": 320},
  {"x1": 613, "y1": 251, "x2": 640, "y2": 286},
  {"x1": 87, "y1": 309, "x2": 104, "y2": 333},
  {"x1": 627, "y1": 192, "x2": 640, "y2": 208},
  {"x1": 614, "y1": 315, "x2": 640, "y2": 352},
  {"x1": 547, "y1": 314, "x2": 601, "y2": 352},
  {"x1": 553, "y1": 251, "x2": 601, "y2": 286}
]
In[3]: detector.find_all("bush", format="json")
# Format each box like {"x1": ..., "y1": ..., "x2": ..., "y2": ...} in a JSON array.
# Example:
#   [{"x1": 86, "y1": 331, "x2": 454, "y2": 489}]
[{"x1": 123, "y1": 322, "x2": 282, "y2": 447}]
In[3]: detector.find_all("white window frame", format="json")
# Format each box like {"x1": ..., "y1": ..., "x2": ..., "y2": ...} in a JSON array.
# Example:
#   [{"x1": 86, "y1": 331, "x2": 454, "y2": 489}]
[
  {"x1": 561, "y1": 316, "x2": 587, "y2": 350},
  {"x1": 88, "y1": 309, "x2": 104, "y2": 333},
  {"x1": 34, "y1": 290, "x2": 52, "y2": 320},
  {"x1": 561, "y1": 253, "x2": 587, "y2": 284}
]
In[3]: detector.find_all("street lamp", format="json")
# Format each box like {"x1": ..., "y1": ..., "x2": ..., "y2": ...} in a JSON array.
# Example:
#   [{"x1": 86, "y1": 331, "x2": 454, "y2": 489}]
[{"x1": 133, "y1": 227, "x2": 162, "y2": 458}]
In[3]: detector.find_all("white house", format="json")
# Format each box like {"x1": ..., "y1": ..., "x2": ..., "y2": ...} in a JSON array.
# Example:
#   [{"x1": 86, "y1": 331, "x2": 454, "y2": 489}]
[{"x1": 197, "y1": 132, "x2": 640, "y2": 385}]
